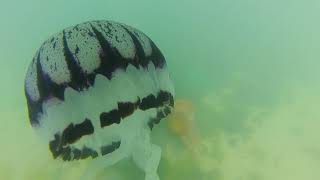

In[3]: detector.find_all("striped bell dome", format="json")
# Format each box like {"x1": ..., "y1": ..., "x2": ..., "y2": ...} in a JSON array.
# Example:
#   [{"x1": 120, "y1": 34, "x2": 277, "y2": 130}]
[{"x1": 24, "y1": 20, "x2": 174, "y2": 165}]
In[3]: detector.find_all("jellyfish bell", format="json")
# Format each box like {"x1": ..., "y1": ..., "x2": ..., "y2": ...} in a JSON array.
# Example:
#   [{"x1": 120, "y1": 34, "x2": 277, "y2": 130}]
[{"x1": 24, "y1": 20, "x2": 174, "y2": 180}]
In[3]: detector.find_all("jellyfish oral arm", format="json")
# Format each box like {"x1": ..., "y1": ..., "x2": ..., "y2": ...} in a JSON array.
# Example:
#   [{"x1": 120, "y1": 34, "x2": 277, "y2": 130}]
[
  {"x1": 78, "y1": 146, "x2": 129, "y2": 180},
  {"x1": 133, "y1": 144, "x2": 161, "y2": 180},
  {"x1": 131, "y1": 133, "x2": 161, "y2": 180},
  {"x1": 79, "y1": 135, "x2": 161, "y2": 180}
]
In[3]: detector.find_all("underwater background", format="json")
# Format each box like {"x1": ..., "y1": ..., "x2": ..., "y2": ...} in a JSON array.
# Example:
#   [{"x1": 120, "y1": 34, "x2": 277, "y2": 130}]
[{"x1": 1, "y1": 0, "x2": 320, "y2": 179}]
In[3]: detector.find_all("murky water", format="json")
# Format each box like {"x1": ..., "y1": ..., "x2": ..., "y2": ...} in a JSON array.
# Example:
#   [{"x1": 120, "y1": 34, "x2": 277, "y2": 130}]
[{"x1": 1, "y1": 0, "x2": 320, "y2": 179}]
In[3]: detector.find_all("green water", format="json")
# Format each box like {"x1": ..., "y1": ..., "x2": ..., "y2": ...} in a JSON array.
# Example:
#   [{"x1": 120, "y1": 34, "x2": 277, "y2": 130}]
[{"x1": 1, "y1": 0, "x2": 320, "y2": 179}]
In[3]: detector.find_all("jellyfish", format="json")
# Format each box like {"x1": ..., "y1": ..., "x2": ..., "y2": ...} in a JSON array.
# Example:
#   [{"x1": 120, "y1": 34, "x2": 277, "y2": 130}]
[{"x1": 24, "y1": 20, "x2": 174, "y2": 180}]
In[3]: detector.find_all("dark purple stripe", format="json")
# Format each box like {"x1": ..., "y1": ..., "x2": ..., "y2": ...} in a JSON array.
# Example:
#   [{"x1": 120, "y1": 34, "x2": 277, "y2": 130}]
[
  {"x1": 100, "y1": 90, "x2": 173, "y2": 128},
  {"x1": 121, "y1": 25, "x2": 147, "y2": 68},
  {"x1": 48, "y1": 118, "x2": 96, "y2": 161},
  {"x1": 62, "y1": 30, "x2": 91, "y2": 90},
  {"x1": 90, "y1": 23, "x2": 129, "y2": 79},
  {"x1": 101, "y1": 141, "x2": 121, "y2": 156},
  {"x1": 61, "y1": 118, "x2": 94, "y2": 145}
]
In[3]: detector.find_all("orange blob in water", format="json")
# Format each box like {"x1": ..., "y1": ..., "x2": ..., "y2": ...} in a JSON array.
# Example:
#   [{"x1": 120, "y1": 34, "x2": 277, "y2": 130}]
[{"x1": 167, "y1": 99, "x2": 200, "y2": 152}]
